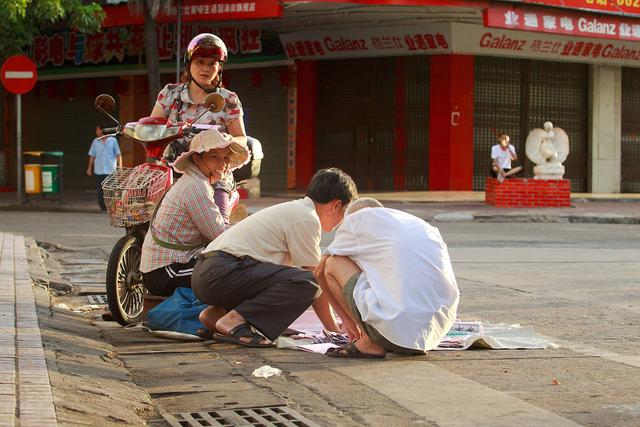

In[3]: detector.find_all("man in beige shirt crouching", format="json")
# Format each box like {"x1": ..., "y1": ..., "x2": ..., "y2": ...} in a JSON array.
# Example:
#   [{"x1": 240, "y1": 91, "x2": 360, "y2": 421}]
[{"x1": 192, "y1": 168, "x2": 358, "y2": 347}]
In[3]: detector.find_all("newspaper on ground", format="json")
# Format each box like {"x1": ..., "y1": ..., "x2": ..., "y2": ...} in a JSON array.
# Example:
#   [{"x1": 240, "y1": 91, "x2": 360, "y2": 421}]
[{"x1": 277, "y1": 311, "x2": 558, "y2": 354}]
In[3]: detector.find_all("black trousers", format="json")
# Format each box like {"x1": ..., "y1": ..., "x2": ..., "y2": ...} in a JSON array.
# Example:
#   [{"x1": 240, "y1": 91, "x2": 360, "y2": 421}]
[
  {"x1": 142, "y1": 258, "x2": 197, "y2": 297},
  {"x1": 191, "y1": 251, "x2": 319, "y2": 341},
  {"x1": 95, "y1": 174, "x2": 108, "y2": 212}
]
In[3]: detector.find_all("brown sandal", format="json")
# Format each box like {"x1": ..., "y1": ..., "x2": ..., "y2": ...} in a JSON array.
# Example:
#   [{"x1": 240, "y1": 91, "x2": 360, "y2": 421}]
[{"x1": 326, "y1": 342, "x2": 385, "y2": 359}]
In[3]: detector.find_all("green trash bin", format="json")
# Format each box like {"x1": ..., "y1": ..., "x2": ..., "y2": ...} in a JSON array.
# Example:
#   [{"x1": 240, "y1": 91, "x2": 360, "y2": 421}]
[{"x1": 41, "y1": 151, "x2": 63, "y2": 194}]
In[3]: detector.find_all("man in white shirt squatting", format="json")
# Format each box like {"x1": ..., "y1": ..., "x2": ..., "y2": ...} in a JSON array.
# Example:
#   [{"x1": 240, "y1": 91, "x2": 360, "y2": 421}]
[{"x1": 316, "y1": 198, "x2": 460, "y2": 359}]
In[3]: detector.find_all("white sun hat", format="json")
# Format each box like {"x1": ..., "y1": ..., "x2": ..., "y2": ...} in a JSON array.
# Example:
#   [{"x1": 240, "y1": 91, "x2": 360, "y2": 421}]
[{"x1": 172, "y1": 129, "x2": 249, "y2": 174}]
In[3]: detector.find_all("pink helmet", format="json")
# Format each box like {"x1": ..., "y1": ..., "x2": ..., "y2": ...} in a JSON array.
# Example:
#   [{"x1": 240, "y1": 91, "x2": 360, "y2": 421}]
[{"x1": 184, "y1": 33, "x2": 228, "y2": 65}]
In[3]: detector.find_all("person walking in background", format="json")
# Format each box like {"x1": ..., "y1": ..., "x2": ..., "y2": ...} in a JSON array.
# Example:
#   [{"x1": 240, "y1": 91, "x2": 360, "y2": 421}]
[{"x1": 87, "y1": 125, "x2": 122, "y2": 212}]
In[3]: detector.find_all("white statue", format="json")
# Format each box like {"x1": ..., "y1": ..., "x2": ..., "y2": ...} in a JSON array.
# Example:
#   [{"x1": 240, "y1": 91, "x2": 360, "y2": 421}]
[{"x1": 525, "y1": 121, "x2": 569, "y2": 180}]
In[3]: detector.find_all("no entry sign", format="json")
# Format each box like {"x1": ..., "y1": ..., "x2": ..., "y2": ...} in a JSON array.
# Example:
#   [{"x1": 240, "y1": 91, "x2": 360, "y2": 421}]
[{"x1": 1, "y1": 55, "x2": 37, "y2": 95}]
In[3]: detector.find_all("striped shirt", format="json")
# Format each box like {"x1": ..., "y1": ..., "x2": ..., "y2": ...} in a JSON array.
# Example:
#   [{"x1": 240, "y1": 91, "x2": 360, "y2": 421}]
[{"x1": 140, "y1": 164, "x2": 227, "y2": 273}]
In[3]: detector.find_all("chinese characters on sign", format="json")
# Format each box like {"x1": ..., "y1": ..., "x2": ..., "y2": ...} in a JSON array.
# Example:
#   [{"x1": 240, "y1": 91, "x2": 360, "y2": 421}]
[
  {"x1": 286, "y1": 68, "x2": 296, "y2": 190},
  {"x1": 513, "y1": 0, "x2": 640, "y2": 18},
  {"x1": 485, "y1": 5, "x2": 640, "y2": 41},
  {"x1": 31, "y1": 25, "x2": 262, "y2": 68},
  {"x1": 279, "y1": 25, "x2": 451, "y2": 60},
  {"x1": 103, "y1": 0, "x2": 282, "y2": 27},
  {"x1": 174, "y1": 1, "x2": 256, "y2": 16},
  {"x1": 454, "y1": 22, "x2": 640, "y2": 66}
]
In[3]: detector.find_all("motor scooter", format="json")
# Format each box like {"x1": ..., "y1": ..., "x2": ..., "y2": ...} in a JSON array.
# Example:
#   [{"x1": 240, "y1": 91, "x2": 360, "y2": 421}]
[{"x1": 94, "y1": 93, "x2": 262, "y2": 326}]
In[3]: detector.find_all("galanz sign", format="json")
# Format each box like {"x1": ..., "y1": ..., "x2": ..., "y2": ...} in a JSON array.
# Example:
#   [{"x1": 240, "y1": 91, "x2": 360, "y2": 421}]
[
  {"x1": 456, "y1": 22, "x2": 640, "y2": 66},
  {"x1": 577, "y1": 17, "x2": 617, "y2": 35},
  {"x1": 485, "y1": 4, "x2": 640, "y2": 42}
]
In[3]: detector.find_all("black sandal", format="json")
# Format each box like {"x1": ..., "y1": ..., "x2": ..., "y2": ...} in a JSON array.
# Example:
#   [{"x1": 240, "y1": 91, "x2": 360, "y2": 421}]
[
  {"x1": 326, "y1": 342, "x2": 386, "y2": 359},
  {"x1": 213, "y1": 323, "x2": 273, "y2": 348},
  {"x1": 196, "y1": 328, "x2": 214, "y2": 340}
]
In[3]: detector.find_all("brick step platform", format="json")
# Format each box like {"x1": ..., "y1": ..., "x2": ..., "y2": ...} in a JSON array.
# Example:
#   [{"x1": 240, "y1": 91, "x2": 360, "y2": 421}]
[{"x1": 485, "y1": 177, "x2": 571, "y2": 208}]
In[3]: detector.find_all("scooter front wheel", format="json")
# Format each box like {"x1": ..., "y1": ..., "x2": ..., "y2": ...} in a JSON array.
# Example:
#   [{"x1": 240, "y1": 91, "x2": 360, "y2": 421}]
[{"x1": 106, "y1": 234, "x2": 145, "y2": 326}]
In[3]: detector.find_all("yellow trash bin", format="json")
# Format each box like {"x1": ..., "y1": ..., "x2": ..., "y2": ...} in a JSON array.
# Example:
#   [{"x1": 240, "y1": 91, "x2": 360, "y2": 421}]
[
  {"x1": 23, "y1": 151, "x2": 43, "y2": 194},
  {"x1": 24, "y1": 164, "x2": 42, "y2": 193}
]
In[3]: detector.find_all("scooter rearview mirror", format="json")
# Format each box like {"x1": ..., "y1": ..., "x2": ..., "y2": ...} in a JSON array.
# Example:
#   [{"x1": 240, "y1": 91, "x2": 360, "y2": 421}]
[
  {"x1": 204, "y1": 92, "x2": 225, "y2": 113},
  {"x1": 94, "y1": 94, "x2": 120, "y2": 125},
  {"x1": 190, "y1": 92, "x2": 225, "y2": 126},
  {"x1": 95, "y1": 94, "x2": 115, "y2": 113}
]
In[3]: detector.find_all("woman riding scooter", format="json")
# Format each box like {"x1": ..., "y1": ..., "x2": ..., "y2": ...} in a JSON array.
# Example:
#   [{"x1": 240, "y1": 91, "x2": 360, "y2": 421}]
[{"x1": 151, "y1": 33, "x2": 248, "y2": 225}]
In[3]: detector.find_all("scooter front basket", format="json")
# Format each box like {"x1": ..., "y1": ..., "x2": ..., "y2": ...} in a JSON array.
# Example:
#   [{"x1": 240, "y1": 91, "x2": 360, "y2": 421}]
[{"x1": 101, "y1": 165, "x2": 170, "y2": 227}]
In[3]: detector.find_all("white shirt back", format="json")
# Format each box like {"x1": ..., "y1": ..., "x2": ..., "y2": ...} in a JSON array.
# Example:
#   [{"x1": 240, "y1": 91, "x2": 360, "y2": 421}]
[
  {"x1": 491, "y1": 144, "x2": 516, "y2": 169},
  {"x1": 327, "y1": 208, "x2": 460, "y2": 351}
]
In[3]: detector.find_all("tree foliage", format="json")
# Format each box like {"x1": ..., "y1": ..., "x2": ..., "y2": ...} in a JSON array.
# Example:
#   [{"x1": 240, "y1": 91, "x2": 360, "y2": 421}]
[
  {"x1": 129, "y1": 0, "x2": 172, "y2": 109},
  {"x1": 0, "y1": 0, "x2": 105, "y2": 60}
]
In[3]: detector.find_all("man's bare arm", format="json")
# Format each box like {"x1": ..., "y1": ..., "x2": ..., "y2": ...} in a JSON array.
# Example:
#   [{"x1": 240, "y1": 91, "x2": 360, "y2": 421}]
[
  {"x1": 303, "y1": 261, "x2": 340, "y2": 332},
  {"x1": 86, "y1": 156, "x2": 95, "y2": 176},
  {"x1": 312, "y1": 293, "x2": 340, "y2": 332}
]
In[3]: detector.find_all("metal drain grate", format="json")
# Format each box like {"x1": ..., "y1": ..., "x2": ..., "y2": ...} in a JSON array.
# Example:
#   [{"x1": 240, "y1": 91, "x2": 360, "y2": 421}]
[
  {"x1": 87, "y1": 294, "x2": 108, "y2": 304},
  {"x1": 160, "y1": 406, "x2": 319, "y2": 427}
]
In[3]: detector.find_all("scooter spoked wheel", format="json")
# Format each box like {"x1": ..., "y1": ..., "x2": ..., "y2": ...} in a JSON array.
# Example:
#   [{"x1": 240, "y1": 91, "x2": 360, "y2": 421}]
[{"x1": 105, "y1": 234, "x2": 145, "y2": 326}]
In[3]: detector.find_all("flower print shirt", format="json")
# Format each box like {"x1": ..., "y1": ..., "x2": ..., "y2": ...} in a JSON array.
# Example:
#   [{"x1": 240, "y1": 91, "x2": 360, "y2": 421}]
[
  {"x1": 155, "y1": 83, "x2": 243, "y2": 133},
  {"x1": 155, "y1": 83, "x2": 244, "y2": 163}
]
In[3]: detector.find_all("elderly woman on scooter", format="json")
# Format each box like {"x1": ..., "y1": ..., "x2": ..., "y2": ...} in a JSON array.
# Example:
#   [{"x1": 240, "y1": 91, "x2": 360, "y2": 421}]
[
  {"x1": 139, "y1": 129, "x2": 249, "y2": 297},
  {"x1": 151, "y1": 33, "x2": 247, "y2": 225}
]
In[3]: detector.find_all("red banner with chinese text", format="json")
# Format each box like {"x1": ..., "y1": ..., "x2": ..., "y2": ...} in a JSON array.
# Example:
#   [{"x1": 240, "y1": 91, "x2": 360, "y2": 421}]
[
  {"x1": 508, "y1": 1, "x2": 640, "y2": 17},
  {"x1": 485, "y1": 4, "x2": 640, "y2": 41},
  {"x1": 32, "y1": 25, "x2": 262, "y2": 69},
  {"x1": 103, "y1": 0, "x2": 282, "y2": 27},
  {"x1": 281, "y1": 0, "x2": 640, "y2": 17}
]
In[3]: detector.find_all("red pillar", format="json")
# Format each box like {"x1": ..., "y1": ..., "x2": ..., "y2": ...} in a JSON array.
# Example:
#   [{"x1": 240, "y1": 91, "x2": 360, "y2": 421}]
[
  {"x1": 428, "y1": 54, "x2": 474, "y2": 190},
  {"x1": 295, "y1": 61, "x2": 317, "y2": 191}
]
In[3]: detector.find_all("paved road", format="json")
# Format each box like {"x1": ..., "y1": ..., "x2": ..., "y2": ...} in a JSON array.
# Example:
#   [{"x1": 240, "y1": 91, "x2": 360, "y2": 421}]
[
  {"x1": 4, "y1": 210, "x2": 640, "y2": 426},
  {"x1": 0, "y1": 211, "x2": 120, "y2": 253}
]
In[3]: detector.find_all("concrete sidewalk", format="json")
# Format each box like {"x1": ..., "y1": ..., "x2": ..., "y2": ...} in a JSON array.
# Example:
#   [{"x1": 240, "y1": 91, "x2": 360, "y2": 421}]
[
  {"x1": 0, "y1": 188, "x2": 638, "y2": 224},
  {"x1": 0, "y1": 233, "x2": 57, "y2": 426}
]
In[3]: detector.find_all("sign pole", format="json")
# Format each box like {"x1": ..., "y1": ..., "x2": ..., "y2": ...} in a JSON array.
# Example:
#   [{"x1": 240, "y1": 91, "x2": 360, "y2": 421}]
[
  {"x1": 176, "y1": 0, "x2": 182, "y2": 82},
  {"x1": 1, "y1": 55, "x2": 37, "y2": 202},
  {"x1": 16, "y1": 94, "x2": 22, "y2": 203}
]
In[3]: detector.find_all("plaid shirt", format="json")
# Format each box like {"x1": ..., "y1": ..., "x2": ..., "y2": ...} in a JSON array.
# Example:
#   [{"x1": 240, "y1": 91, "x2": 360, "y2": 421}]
[{"x1": 140, "y1": 164, "x2": 227, "y2": 273}]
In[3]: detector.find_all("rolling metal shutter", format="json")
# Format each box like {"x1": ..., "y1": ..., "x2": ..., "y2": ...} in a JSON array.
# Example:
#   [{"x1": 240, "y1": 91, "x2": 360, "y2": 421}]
[
  {"x1": 621, "y1": 68, "x2": 640, "y2": 193},
  {"x1": 525, "y1": 60, "x2": 589, "y2": 192},
  {"x1": 405, "y1": 56, "x2": 430, "y2": 191},
  {"x1": 316, "y1": 56, "x2": 429, "y2": 191},
  {"x1": 474, "y1": 57, "x2": 522, "y2": 191},
  {"x1": 474, "y1": 57, "x2": 589, "y2": 191},
  {"x1": 224, "y1": 67, "x2": 288, "y2": 191}
]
